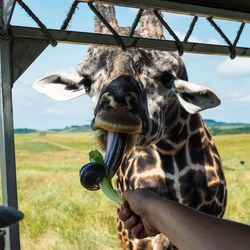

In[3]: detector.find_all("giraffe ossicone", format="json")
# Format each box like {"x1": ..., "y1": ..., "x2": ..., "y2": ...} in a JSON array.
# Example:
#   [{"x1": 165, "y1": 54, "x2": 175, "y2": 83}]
[{"x1": 33, "y1": 4, "x2": 227, "y2": 250}]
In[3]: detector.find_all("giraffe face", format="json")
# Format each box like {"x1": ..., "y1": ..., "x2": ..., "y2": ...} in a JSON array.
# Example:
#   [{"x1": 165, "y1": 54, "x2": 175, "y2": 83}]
[
  {"x1": 33, "y1": 46, "x2": 220, "y2": 153},
  {"x1": 33, "y1": 4, "x2": 220, "y2": 180},
  {"x1": 74, "y1": 46, "x2": 220, "y2": 151},
  {"x1": 75, "y1": 47, "x2": 183, "y2": 149}
]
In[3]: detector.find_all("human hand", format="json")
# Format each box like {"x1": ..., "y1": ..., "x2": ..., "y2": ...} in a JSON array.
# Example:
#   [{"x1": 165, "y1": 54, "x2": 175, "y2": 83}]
[{"x1": 118, "y1": 189, "x2": 160, "y2": 239}]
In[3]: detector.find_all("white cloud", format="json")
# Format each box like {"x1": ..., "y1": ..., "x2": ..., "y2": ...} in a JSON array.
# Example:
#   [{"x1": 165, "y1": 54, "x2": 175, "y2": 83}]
[
  {"x1": 126, "y1": 9, "x2": 189, "y2": 27},
  {"x1": 238, "y1": 95, "x2": 250, "y2": 103},
  {"x1": 224, "y1": 92, "x2": 243, "y2": 98},
  {"x1": 45, "y1": 109, "x2": 65, "y2": 115},
  {"x1": 166, "y1": 31, "x2": 202, "y2": 44},
  {"x1": 185, "y1": 34, "x2": 203, "y2": 44},
  {"x1": 218, "y1": 58, "x2": 250, "y2": 76},
  {"x1": 170, "y1": 31, "x2": 220, "y2": 45},
  {"x1": 224, "y1": 92, "x2": 250, "y2": 104},
  {"x1": 128, "y1": 9, "x2": 188, "y2": 19},
  {"x1": 128, "y1": 8, "x2": 138, "y2": 15},
  {"x1": 207, "y1": 38, "x2": 220, "y2": 45}
]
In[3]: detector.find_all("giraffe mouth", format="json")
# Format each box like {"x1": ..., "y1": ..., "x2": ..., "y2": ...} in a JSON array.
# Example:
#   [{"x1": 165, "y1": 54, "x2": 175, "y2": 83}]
[
  {"x1": 93, "y1": 111, "x2": 142, "y2": 134},
  {"x1": 92, "y1": 112, "x2": 141, "y2": 178}
]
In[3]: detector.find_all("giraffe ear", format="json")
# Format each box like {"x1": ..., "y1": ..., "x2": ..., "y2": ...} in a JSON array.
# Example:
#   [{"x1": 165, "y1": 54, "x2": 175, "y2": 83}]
[
  {"x1": 95, "y1": 4, "x2": 119, "y2": 34},
  {"x1": 138, "y1": 10, "x2": 164, "y2": 39},
  {"x1": 33, "y1": 73, "x2": 86, "y2": 101},
  {"x1": 174, "y1": 79, "x2": 221, "y2": 114}
]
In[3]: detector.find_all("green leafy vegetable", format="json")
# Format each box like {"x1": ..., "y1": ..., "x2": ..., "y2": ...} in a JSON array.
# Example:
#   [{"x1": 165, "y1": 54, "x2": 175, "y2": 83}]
[
  {"x1": 99, "y1": 177, "x2": 122, "y2": 204},
  {"x1": 89, "y1": 150, "x2": 104, "y2": 165},
  {"x1": 89, "y1": 150, "x2": 122, "y2": 204}
]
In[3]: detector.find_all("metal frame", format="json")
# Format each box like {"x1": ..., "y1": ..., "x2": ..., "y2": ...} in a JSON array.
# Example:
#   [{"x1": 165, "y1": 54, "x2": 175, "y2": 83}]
[
  {"x1": 79, "y1": 0, "x2": 250, "y2": 23},
  {"x1": 1, "y1": 0, "x2": 250, "y2": 249},
  {"x1": 0, "y1": 40, "x2": 20, "y2": 250},
  {"x1": 11, "y1": 26, "x2": 250, "y2": 58},
  {"x1": 0, "y1": 0, "x2": 16, "y2": 31},
  {"x1": 1, "y1": 1, "x2": 21, "y2": 249}
]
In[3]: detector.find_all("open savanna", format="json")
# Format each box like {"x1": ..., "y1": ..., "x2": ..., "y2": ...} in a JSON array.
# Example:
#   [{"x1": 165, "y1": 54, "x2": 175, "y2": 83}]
[{"x1": 1, "y1": 132, "x2": 250, "y2": 249}]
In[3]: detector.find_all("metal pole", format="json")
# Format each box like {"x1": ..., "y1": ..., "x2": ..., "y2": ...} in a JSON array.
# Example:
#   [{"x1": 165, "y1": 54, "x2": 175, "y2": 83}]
[{"x1": 0, "y1": 40, "x2": 20, "y2": 250}]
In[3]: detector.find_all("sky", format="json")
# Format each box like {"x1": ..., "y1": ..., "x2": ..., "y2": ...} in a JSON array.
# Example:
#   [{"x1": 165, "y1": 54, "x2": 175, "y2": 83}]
[{"x1": 10, "y1": 0, "x2": 250, "y2": 130}]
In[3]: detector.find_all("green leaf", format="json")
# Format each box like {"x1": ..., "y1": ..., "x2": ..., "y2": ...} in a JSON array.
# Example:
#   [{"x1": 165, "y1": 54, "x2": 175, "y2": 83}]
[
  {"x1": 89, "y1": 150, "x2": 104, "y2": 165},
  {"x1": 88, "y1": 150, "x2": 122, "y2": 204},
  {"x1": 99, "y1": 177, "x2": 122, "y2": 204}
]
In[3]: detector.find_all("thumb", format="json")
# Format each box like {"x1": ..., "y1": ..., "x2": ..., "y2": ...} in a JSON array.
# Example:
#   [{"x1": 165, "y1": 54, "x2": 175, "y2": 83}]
[
  {"x1": 122, "y1": 189, "x2": 145, "y2": 217},
  {"x1": 123, "y1": 189, "x2": 133, "y2": 203}
]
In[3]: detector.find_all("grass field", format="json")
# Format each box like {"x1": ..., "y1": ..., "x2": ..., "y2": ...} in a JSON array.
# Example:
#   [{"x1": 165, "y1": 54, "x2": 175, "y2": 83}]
[{"x1": 1, "y1": 132, "x2": 250, "y2": 249}]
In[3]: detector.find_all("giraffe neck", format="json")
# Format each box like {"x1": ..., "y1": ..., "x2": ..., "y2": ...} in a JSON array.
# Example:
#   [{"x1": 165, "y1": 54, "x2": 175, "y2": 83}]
[
  {"x1": 157, "y1": 100, "x2": 206, "y2": 151},
  {"x1": 116, "y1": 101, "x2": 226, "y2": 250}
]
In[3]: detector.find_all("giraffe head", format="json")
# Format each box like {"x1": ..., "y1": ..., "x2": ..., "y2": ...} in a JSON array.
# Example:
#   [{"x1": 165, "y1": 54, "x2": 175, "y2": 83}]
[{"x1": 33, "y1": 5, "x2": 220, "y2": 176}]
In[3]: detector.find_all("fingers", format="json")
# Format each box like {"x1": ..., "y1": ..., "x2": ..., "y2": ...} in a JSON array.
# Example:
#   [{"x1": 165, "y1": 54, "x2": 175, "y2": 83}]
[
  {"x1": 122, "y1": 189, "x2": 132, "y2": 202},
  {"x1": 122, "y1": 189, "x2": 146, "y2": 217},
  {"x1": 119, "y1": 204, "x2": 132, "y2": 221},
  {"x1": 123, "y1": 216, "x2": 148, "y2": 239},
  {"x1": 119, "y1": 204, "x2": 139, "y2": 229},
  {"x1": 123, "y1": 188, "x2": 156, "y2": 217},
  {"x1": 124, "y1": 214, "x2": 138, "y2": 229},
  {"x1": 119, "y1": 204, "x2": 149, "y2": 239},
  {"x1": 120, "y1": 189, "x2": 161, "y2": 240},
  {"x1": 131, "y1": 223, "x2": 148, "y2": 239}
]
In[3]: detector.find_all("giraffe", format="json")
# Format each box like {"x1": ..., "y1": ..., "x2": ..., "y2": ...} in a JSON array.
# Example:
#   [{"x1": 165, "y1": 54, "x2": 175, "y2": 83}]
[{"x1": 33, "y1": 4, "x2": 227, "y2": 250}]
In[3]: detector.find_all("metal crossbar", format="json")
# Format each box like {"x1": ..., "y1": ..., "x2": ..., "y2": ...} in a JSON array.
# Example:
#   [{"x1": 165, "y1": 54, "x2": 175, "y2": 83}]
[
  {"x1": 207, "y1": 17, "x2": 236, "y2": 59},
  {"x1": 87, "y1": 2, "x2": 126, "y2": 50},
  {"x1": 129, "y1": 9, "x2": 143, "y2": 37},
  {"x1": 233, "y1": 22, "x2": 245, "y2": 47},
  {"x1": 183, "y1": 16, "x2": 198, "y2": 42},
  {"x1": 61, "y1": 1, "x2": 80, "y2": 31},
  {"x1": 10, "y1": 26, "x2": 250, "y2": 57},
  {"x1": 16, "y1": 0, "x2": 57, "y2": 46},
  {"x1": 11, "y1": 0, "x2": 250, "y2": 59},
  {"x1": 153, "y1": 10, "x2": 183, "y2": 56}
]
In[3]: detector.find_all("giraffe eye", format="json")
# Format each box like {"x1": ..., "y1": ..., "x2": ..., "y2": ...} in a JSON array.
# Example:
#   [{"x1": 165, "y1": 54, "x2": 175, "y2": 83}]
[
  {"x1": 80, "y1": 76, "x2": 92, "y2": 93},
  {"x1": 158, "y1": 72, "x2": 174, "y2": 88}
]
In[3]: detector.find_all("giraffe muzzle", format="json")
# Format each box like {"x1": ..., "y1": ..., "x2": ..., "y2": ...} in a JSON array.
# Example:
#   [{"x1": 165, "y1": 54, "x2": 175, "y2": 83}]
[
  {"x1": 92, "y1": 75, "x2": 142, "y2": 177},
  {"x1": 93, "y1": 75, "x2": 143, "y2": 134}
]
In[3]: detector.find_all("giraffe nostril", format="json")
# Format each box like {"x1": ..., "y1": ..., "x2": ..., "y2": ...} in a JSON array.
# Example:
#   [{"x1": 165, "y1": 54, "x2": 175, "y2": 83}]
[
  {"x1": 99, "y1": 90, "x2": 140, "y2": 112},
  {"x1": 101, "y1": 98, "x2": 113, "y2": 111},
  {"x1": 125, "y1": 93, "x2": 139, "y2": 111}
]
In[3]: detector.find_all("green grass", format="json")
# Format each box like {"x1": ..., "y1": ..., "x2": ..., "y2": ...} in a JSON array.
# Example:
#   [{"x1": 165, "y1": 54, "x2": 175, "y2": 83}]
[
  {"x1": 0, "y1": 132, "x2": 250, "y2": 249},
  {"x1": 16, "y1": 140, "x2": 64, "y2": 152},
  {"x1": 14, "y1": 133, "x2": 121, "y2": 250},
  {"x1": 214, "y1": 134, "x2": 250, "y2": 224}
]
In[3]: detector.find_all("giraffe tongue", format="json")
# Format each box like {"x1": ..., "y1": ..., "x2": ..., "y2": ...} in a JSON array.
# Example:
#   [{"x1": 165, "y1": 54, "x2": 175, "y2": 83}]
[{"x1": 104, "y1": 132, "x2": 129, "y2": 179}]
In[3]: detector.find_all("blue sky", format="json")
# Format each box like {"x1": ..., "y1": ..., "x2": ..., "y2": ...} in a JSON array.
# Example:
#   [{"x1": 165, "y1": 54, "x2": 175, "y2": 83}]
[{"x1": 11, "y1": 0, "x2": 250, "y2": 130}]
